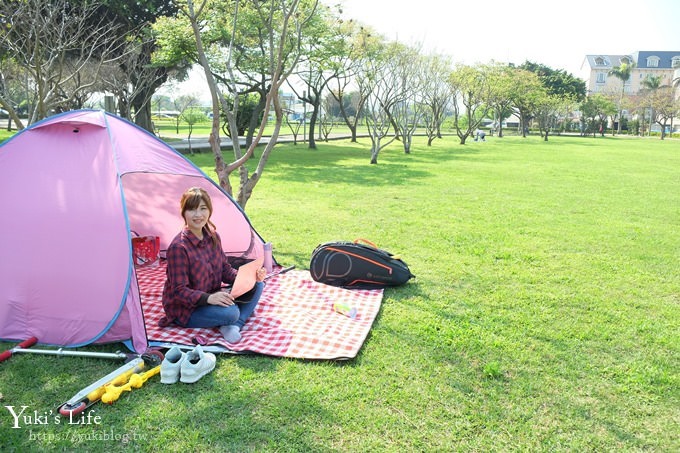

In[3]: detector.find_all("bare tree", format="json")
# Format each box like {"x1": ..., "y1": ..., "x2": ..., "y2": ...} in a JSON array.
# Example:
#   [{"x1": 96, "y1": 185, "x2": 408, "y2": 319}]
[
  {"x1": 181, "y1": 107, "x2": 208, "y2": 153},
  {"x1": 328, "y1": 23, "x2": 378, "y2": 142},
  {"x1": 363, "y1": 42, "x2": 406, "y2": 164},
  {"x1": 172, "y1": 94, "x2": 200, "y2": 134},
  {"x1": 98, "y1": 35, "x2": 173, "y2": 127},
  {"x1": 318, "y1": 94, "x2": 335, "y2": 141},
  {"x1": 288, "y1": 4, "x2": 345, "y2": 149},
  {"x1": 281, "y1": 93, "x2": 303, "y2": 144},
  {"x1": 0, "y1": 59, "x2": 30, "y2": 131},
  {"x1": 486, "y1": 63, "x2": 517, "y2": 138},
  {"x1": 0, "y1": 0, "x2": 127, "y2": 126},
  {"x1": 289, "y1": 55, "x2": 336, "y2": 149},
  {"x1": 448, "y1": 64, "x2": 492, "y2": 145},
  {"x1": 390, "y1": 43, "x2": 426, "y2": 154},
  {"x1": 421, "y1": 54, "x2": 451, "y2": 146}
]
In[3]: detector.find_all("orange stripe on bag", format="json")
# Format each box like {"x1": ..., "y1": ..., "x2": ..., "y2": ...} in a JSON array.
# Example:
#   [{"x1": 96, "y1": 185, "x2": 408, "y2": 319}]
[{"x1": 325, "y1": 247, "x2": 393, "y2": 274}]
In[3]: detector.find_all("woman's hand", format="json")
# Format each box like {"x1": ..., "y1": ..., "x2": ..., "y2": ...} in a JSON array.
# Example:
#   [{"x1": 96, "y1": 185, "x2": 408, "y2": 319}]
[
  {"x1": 256, "y1": 267, "x2": 267, "y2": 282},
  {"x1": 207, "y1": 291, "x2": 235, "y2": 306}
]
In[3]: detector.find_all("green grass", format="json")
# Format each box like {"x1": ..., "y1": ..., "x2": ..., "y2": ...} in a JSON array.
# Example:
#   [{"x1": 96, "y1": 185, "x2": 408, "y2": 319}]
[
  {"x1": 0, "y1": 129, "x2": 14, "y2": 143},
  {"x1": 1, "y1": 135, "x2": 678, "y2": 451}
]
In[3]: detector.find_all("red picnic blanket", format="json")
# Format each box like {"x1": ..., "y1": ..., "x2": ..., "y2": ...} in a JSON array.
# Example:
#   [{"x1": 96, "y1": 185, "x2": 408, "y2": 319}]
[{"x1": 135, "y1": 262, "x2": 384, "y2": 360}]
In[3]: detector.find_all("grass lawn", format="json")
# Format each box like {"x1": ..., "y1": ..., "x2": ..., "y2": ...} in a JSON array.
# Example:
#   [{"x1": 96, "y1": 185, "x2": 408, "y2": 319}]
[
  {"x1": 0, "y1": 129, "x2": 15, "y2": 143},
  {"x1": 1, "y1": 134, "x2": 678, "y2": 451}
]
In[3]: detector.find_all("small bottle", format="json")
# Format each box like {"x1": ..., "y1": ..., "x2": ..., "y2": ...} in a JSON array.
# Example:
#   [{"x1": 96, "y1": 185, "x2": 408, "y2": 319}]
[
  {"x1": 263, "y1": 242, "x2": 273, "y2": 273},
  {"x1": 333, "y1": 301, "x2": 357, "y2": 319}
]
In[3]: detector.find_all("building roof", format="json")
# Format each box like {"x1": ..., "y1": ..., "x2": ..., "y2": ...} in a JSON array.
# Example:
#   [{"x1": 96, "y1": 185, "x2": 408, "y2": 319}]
[
  {"x1": 584, "y1": 51, "x2": 680, "y2": 69},
  {"x1": 632, "y1": 51, "x2": 680, "y2": 69},
  {"x1": 584, "y1": 54, "x2": 633, "y2": 69}
]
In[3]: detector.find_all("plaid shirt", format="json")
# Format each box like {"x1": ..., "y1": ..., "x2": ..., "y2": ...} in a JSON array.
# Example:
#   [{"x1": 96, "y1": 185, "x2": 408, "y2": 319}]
[{"x1": 159, "y1": 227, "x2": 237, "y2": 327}]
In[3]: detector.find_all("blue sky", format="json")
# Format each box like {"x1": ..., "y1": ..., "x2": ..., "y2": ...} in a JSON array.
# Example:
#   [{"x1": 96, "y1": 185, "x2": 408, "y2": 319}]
[{"x1": 333, "y1": 0, "x2": 680, "y2": 77}]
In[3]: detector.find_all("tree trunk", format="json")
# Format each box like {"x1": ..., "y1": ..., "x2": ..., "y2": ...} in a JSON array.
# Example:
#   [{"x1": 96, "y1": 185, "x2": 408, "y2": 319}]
[
  {"x1": 369, "y1": 135, "x2": 380, "y2": 164},
  {"x1": 245, "y1": 93, "x2": 266, "y2": 149},
  {"x1": 308, "y1": 102, "x2": 319, "y2": 149},
  {"x1": 134, "y1": 102, "x2": 153, "y2": 132},
  {"x1": 670, "y1": 117, "x2": 674, "y2": 139},
  {"x1": 336, "y1": 96, "x2": 358, "y2": 142},
  {"x1": 130, "y1": 71, "x2": 167, "y2": 133},
  {"x1": 520, "y1": 113, "x2": 528, "y2": 138},
  {"x1": 370, "y1": 149, "x2": 379, "y2": 164},
  {"x1": 403, "y1": 134, "x2": 411, "y2": 154}
]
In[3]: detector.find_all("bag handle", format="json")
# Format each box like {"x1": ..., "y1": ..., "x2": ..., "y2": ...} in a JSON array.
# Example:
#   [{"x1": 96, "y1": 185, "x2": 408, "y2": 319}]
[
  {"x1": 353, "y1": 238, "x2": 403, "y2": 260},
  {"x1": 354, "y1": 238, "x2": 378, "y2": 248}
]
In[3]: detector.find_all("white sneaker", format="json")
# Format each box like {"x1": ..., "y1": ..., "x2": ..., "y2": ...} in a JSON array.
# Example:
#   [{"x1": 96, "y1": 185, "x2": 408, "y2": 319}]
[
  {"x1": 180, "y1": 345, "x2": 216, "y2": 384},
  {"x1": 160, "y1": 346, "x2": 186, "y2": 384}
]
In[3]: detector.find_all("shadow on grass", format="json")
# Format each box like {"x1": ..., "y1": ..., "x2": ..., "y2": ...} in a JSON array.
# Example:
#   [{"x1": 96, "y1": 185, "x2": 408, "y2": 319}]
[{"x1": 190, "y1": 138, "x2": 482, "y2": 189}]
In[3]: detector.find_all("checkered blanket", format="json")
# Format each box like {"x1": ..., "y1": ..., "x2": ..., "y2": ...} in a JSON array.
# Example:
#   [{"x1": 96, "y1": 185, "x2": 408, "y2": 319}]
[{"x1": 135, "y1": 262, "x2": 384, "y2": 360}]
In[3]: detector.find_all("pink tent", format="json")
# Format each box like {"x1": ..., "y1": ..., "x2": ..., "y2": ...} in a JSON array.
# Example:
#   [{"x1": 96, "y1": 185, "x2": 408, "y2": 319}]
[{"x1": 0, "y1": 110, "x2": 265, "y2": 352}]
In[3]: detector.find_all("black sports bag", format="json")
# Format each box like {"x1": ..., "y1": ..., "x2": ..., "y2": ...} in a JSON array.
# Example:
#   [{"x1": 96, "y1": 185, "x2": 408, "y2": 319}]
[{"x1": 310, "y1": 239, "x2": 415, "y2": 289}]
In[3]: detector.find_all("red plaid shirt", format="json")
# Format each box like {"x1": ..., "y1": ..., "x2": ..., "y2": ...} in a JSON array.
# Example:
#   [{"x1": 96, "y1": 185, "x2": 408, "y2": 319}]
[{"x1": 159, "y1": 227, "x2": 237, "y2": 327}]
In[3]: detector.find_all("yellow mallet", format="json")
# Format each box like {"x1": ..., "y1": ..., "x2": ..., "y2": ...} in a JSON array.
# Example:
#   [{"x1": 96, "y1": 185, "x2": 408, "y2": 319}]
[{"x1": 101, "y1": 366, "x2": 160, "y2": 404}]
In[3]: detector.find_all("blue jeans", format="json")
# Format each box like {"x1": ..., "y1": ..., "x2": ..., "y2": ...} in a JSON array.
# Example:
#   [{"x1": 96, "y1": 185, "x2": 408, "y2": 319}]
[{"x1": 184, "y1": 282, "x2": 264, "y2": 329}]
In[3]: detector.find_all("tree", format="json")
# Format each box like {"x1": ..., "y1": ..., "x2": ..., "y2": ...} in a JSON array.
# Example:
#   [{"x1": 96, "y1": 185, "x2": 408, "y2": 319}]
[
  {"x1": 318, "y1": 93, "x2": 335, "y2": 141},
  {"x1": 579, "y1": 94, "x2": 616, "y2": 137},
  {"x1": 289, "y1": 4, "x2": 345, "y2": 149},
  {"x1": 97, "y1": 0, "x2": 182, "y2": 131},
  {"x1": 448, "y1": 64, "x2": 492, "y2": 145},
  {"x1": 151, "y1": 93, "x2": 173, "y2": 115},
  {"x1": 362, "y1": 41, "x2": 405, "y2": 164},
  {"x1": 172, "y1": 94, "x2": 200, "y2": 133},
  {"x1": 535, "y1": 94, "x2": 571, "y2": 141},
  {"x1": 179, "y1": 0, "x2": 318, "y2": 207},
  {"x1": 0, "y1": 0, "x2": 127, "y2": 126},
  {"x1": 518, "y1": 61, "x2": 585, "y2": 138},
  {"x1": 485, "y1": 64, "x2": 511, "y2": 138},
  {"x1": 390, "y1": 43, "x2": 426, "y2": 154},
  {"x1": 640, "y1": 74, "x2": 663, "y2": 136},
  {"x1": 420, "y1": 54, "x2": 451, "y2": 146},
  {"x1": 181, "y1": 107, "x2": 207, "y2": 153},
  {"x1": 608, "y1": 61, "x2": 635, "y2": 134},
  {"x1": 281, "y1": 93, "x2": 303, "y2": 144},
  {"x1": 649, "y1": 86, "x2": 679, "y2": 139},
  {"x1": 520, "y1": 61, "x2": 586, "y2": 102},
  {"x1": 509, "y1": 69, "x2": 544, "y2": 137},
  {"x1": 0, "y1": 58, "x2": 27, "y2": 131},
  {"x1": 328, "y1": 22, "x2": 379, "y2": 142}
]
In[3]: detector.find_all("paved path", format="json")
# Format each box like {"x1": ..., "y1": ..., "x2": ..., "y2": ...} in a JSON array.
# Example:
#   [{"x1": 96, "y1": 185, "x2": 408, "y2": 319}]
[{"x1": 169, "y1": 134, "x2": 354, "y2": 153}]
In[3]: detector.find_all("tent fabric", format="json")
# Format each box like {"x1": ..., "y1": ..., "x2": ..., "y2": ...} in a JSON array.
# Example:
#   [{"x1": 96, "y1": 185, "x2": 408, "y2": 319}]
[
  {"x1": 137, "y1": 262, "x2": 384, "y2": 360},
  {"x1": 0, "y1": 110, "x2": 264, "y2": 353}
]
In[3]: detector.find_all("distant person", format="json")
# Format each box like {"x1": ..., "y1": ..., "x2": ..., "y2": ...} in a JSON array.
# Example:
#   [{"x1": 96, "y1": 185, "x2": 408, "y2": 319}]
[
  {"x1": 159, "y1": 187, "x2": 266, "y2": 344},
  {"x1": 475, "y1": 129, "x2": 486, "y2": 141}
]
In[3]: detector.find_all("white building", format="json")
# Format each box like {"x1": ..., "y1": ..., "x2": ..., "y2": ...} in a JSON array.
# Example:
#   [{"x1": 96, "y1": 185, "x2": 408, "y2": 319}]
[{"x1": 581, "y1": 51, "x2": 680, "y2": 95}]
